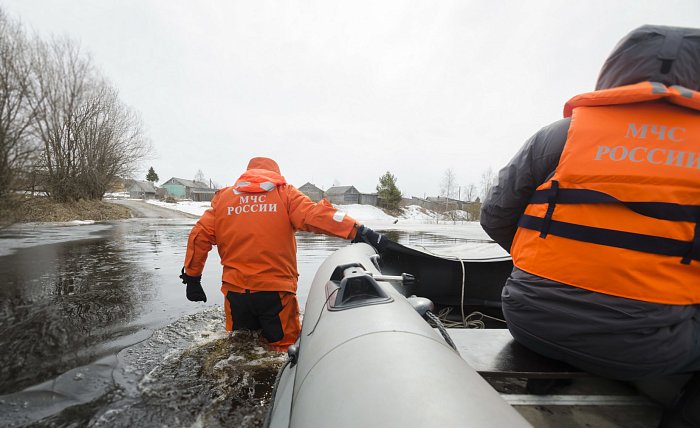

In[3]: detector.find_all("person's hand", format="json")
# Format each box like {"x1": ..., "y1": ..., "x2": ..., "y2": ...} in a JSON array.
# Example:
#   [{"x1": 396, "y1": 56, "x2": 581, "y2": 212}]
[
  {"x1": 180, "y1": 267, "x2": 207, "y2": 302},
  {"x1": 352, "y1": 225, "x2": 389, "y2": 252}
]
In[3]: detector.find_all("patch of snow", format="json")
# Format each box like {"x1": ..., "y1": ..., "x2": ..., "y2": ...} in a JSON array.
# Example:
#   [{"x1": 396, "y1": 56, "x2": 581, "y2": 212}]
[
  {"x1": 68, "y1": 220, "x2": 96, "y2": 225},
  {"x1": 400, "y1": 205, "x2": 438, "y2": 222},
  {"x1": 144, "y1": 199, "x2": 479, "y2": 226},
  {"x1": 335, "y1": 204, "x2": 397, "y2": 224},
  {"x1": 146, "y1": 200, "x2": 211, "y2": 216},
  {"x1": 103, "y1": 192, "x2": 129, "y2": 199}
]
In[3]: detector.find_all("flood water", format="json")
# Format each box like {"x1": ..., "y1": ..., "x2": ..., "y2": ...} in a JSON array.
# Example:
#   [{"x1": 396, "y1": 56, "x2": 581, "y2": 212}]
[{"x1": 0, "y1": 219, "x2": 486, "y2": 427}]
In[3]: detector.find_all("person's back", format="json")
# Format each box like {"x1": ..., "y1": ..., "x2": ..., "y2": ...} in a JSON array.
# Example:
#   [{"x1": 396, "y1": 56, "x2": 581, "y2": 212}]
[
  {"x1": 181, "y1": 156, "x2": 388, "y2": 351},
  {"x1": 480, "y1": 25, "x2": 700, "y2": 426},
  {"x1": 195, "y1": 157, "x2": 352, "y2": 293}
]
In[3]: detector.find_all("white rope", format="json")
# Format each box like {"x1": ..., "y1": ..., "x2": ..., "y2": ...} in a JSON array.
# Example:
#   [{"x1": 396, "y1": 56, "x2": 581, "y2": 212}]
[
  {"x1": 459, "y1": 257, "x2": 466, "y2": 327},
  {"x1": 414, "y1": 245, "x2": 473, "y2": 328},
  {"x1": 434, "y1": 307, "x2": 506, "y2": 329}
]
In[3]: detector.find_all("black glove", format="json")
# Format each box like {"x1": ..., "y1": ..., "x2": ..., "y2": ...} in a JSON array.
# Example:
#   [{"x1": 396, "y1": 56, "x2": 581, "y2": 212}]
[
  {"x1": 180, "y1": 267, "x2": 207, "y2": 302},
  {"x1": 352, "y1": 225, "x2": 389, "y2": 252}
]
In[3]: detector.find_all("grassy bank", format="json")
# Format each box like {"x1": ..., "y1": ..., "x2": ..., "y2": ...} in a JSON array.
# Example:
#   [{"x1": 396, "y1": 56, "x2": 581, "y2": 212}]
[{"x1": 0, "y1": 196, "x2": 132, "y2": 224}]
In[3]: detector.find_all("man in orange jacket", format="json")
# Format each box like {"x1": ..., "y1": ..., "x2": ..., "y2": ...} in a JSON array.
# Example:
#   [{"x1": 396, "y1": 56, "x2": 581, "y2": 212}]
[{"x1": 180, "y1": 157, "x2": 387, "y2": 351}]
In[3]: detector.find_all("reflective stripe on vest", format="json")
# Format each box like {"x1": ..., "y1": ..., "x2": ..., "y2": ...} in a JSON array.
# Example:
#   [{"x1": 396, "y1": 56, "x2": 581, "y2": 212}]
[
  {"x1": 234, "y1": 180, "x2": 277, "y2": 194},
  {"x1": 511, "y1": 82, "x2": 700, "y2": 305},
  {"x1": 233, "y1": 168, "x2": 287, "y2": 194}
]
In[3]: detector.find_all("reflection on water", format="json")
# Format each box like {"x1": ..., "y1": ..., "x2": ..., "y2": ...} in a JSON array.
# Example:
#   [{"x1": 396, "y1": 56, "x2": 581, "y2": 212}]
[
  {"x1": 0, "y1": 221, "x2": 483, "y2": 427},
  {"x1": 0, "y1": 234, "x2": 152, "y2": 394}
]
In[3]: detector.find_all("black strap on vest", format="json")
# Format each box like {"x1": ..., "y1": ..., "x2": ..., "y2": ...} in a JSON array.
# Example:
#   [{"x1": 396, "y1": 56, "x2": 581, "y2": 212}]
[
  {"x1": 529, "y1": 187, "x2": 700, "y2": 222},
  {"x1": 519, "y1": 214, "x2": 700, "y2": 262},
  {"x1": 683, "y1": 222, "x2": 700, "y2": 265},
  {"x1": 539, "y1": 180, "x2": 559, "y2": 238},
  {"x1": 524, "y1": 185, "x2": 700, "y2": 264}
]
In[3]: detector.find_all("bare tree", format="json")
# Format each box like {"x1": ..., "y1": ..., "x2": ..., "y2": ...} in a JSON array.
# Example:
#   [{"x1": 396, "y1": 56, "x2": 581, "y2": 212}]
[
  {"x1": 194, "y1": 169, "x2": 206, "y2": 184},
  {"x1": 464, "y1": 182, "x2": 481, "y2": 221},
  {"x1": 462, "y1": 183, "x2": 477, "y2": 202},
  {"x1": 32, "y1": 37, "x2": 95, "y2": 201},
  {"x1": 32, "y1": 36, "x2": 148, "y2": 201},
  {"x1": 0, "y1": 9, "x2": 41, "y2": 197},
  {"x1": 73, "y1": 86, "x2": 148, "y2": 198},
  {"x1": 480, "y1": 166, "x2": 498, "y2": 201},
  {"x1": 440, "y1": 168, "x2": 458, "y2": 199},
  {"x1": 439, "y1": 168, "x2": 458, "y2": 213}
]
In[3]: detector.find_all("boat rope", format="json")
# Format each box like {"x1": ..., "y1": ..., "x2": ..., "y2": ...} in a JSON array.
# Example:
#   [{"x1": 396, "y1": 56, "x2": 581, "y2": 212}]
[
  {"x1": 414, "y1": 244, "x2": 507, "y2": 328},
  {"x1": 459, "y1": 256, "x2": 467, "y2": 327},
  {"x1": 306, "y1": 287, "x2": 339, "y2": 336},
  {"x1": 437, "y1": 307, "x2": 506, "y2": 328},
  {"x1": 425, "y1": 310, "x2": 460, "y2": 355}
]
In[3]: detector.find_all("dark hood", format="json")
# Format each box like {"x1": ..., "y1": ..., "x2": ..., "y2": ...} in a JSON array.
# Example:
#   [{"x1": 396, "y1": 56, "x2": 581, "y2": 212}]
[{"x1": 596, "y1": 25, "x2": 700, "y2": 91}]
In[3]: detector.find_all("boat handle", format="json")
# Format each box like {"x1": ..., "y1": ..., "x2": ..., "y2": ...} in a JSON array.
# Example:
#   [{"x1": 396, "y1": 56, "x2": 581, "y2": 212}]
[{"x1": 370, "y1": 273, "x2": 415, "y2": 286}]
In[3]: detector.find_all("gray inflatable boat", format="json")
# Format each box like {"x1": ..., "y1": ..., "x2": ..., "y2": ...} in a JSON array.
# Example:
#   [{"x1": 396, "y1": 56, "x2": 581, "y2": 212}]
[{"x1": 264, "y1": 242, "x2": 530, "y2": 428}]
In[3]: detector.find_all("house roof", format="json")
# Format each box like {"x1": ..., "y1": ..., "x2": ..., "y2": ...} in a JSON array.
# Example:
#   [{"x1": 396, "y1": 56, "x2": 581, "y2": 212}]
[
  {"x1": 299, "y1": 182, "x2": 323, "y2": 192},
  {"x1": 129, "y1": 181, "x2": 156, "y2": 193},
  {"x1": 165, "y1": 177, "x2": 211, "y2": 189},
  {"x1": 325, "y1": 185, "x2": 358, "y2": 195}
]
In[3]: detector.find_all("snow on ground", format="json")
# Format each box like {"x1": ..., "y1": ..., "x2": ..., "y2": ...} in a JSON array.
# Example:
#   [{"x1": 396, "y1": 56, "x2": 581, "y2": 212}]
[
  {"x1": 147, "y1": 200, "x2": 440, "y2": 225},
  {"x1": 144, "y1": 200, "x2": 494, "y2": 243},
  {"x1": 400, "y1": 205, "x2": 437, "y2": 222},
  {"x1": 146, "y1": 200, "x2": 212, "y2": 216},
  {"x1": 104, "y1": 192, "x2": 129, "y2": 199},
  {"x1": 337, "y1": 204, "x2": 397, "y2": 223}
]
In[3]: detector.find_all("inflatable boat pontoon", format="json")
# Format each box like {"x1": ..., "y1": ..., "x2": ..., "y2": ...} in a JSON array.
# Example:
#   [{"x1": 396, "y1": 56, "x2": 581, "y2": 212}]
[{"x1": 264, "y1": 242, "x2": 530, "y2": 428}]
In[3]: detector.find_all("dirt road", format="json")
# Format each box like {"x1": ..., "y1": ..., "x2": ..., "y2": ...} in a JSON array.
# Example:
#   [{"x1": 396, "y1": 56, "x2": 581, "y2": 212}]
[{"x1": 108, "y1": 199, "x2": 199, "y2": 219}]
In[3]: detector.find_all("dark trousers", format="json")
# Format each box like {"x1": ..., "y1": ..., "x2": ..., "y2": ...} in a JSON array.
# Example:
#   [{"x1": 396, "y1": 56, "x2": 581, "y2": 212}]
[{"x1": 224, "y1": 290, "x2": 300, "y2": 351}]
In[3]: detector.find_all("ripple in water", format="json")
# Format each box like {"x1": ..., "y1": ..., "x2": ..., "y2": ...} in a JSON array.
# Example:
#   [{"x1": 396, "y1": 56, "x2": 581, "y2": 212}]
[{"x1": 31, "y1": 308, "x2": 286, "y2": 428}]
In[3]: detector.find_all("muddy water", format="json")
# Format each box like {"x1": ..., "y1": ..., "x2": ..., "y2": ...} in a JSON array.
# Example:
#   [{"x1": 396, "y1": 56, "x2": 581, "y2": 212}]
[{"x1": 0, "y1": 219, "x2": 480, "y2": 427}]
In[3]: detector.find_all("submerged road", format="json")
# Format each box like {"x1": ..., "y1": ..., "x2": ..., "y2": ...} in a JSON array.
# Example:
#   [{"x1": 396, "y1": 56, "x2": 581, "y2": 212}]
[
  {"x1": 0, "y1": 203, "x2": 495, "y2": 427},
  {"x1": 108, "y1": 199, "x2": 200, "y2": 219}
]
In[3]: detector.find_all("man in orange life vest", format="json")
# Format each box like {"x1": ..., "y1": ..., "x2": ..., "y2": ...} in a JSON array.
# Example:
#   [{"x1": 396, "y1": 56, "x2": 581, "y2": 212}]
[
  {"x1": 480, "y1": 25, "x2": 700, "y2": 426},
  {"x1": 179, "y1": 157, "x2": 388, "y2": 351}
]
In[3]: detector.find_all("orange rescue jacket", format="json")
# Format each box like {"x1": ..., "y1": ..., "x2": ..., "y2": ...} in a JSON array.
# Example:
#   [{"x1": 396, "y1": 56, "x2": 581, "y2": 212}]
[
  {"x1": 511, "y1": 82, "x2": 700, "y2": 305},
  {"x1": 184, "y1": 157, "x2": 358, "y2": 293}
]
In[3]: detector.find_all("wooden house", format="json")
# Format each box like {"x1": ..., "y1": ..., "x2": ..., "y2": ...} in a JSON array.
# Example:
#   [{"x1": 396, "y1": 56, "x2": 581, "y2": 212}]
[
  {"x1": 162, "y1": 177, "x2": 216, "y2": 202},
  {"x1": 128, "y1": 180, "x2": 157, "y2": 199},
  {"x1": 325, "y1": 186, "x2": 361, "y2": 205},
  {"x1": 298, "y1": 182, "x2": 324, "y2": 202}
]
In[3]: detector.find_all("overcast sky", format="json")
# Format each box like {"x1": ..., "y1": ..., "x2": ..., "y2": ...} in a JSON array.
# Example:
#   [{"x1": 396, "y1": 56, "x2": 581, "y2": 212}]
[{"x1": 2, "y1": 1, "x2": 698, "y2": 198}]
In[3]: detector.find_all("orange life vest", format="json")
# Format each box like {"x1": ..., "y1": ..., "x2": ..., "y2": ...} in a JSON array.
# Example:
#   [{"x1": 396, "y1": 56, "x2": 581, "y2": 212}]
[{"x1": 511, "y1": 82, "x2": 700, "y2": 305}]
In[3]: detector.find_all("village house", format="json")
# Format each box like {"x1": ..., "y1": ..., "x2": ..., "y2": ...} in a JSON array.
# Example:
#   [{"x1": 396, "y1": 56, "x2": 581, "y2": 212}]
[
  {"x1": 128, "y1": 180, "x2": 157, "y2": 199},
  {"x1": 325, "y1": 186, "x2": 378, "y2": 206},
  {"x1": 162, "y1": 177, "x2": 217, "y2": 202},
  {"x1": 324, "y1": 186, "x2": 360, "y2": 205},
  {"x1": 298, "y1": 182, "x2": 324, "y2": 202}
]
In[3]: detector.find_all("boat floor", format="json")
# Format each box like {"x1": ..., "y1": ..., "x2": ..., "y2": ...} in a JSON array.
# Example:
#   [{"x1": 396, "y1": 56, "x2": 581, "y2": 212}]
[{"x1": 447, "y1": 328, "x2": 664, "y2": 428}]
